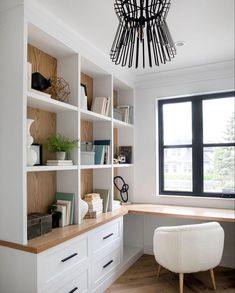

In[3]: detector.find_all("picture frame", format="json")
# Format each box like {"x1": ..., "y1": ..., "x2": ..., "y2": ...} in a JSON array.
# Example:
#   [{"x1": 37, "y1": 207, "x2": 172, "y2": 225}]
[
  {"x1": 80, "y1": 83, "x2": 87, "y2": 97},
  {"x1": 80, "y1": 84, "x2": 88, "y2": 110},
  {"x1": 31, "y1": 144, "x2": 42, "y2": 165}
]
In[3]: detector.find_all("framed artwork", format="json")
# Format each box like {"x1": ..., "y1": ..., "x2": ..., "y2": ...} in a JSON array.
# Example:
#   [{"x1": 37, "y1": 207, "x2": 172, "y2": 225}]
[{"x1": 31, "y1": 144, "x2": 42, "y2": 165}]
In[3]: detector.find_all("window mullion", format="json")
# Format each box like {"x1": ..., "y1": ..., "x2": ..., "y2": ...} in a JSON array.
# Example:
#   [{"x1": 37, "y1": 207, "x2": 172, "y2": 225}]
[{"x1": 192, "y1": 99, "x2": 203, "y2": 194}]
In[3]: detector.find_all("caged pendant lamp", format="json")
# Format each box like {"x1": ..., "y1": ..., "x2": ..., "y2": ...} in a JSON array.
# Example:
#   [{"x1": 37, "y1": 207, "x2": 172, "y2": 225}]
[{"x1": 110, "y1": 0, "x2": 176, "y2": 68}]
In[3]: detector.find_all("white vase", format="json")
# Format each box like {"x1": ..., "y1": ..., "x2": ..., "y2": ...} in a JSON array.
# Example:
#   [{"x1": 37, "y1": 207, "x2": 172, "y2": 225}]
[
  {"x1": 27, "y1": 119, "x2": 37, "y2": 166},
  {"x1": 80, "y1": 199, "x2": 88, "y2": 219}
]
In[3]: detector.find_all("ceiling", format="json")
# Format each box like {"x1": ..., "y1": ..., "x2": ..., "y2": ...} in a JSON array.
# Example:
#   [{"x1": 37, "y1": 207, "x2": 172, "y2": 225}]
[{"x1": 34, "y1": 0, "x2": 234, "y2": 76}]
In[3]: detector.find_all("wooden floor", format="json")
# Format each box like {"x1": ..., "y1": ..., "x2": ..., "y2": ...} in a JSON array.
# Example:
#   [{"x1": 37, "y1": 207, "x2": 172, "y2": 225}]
[{"x1": 106, "y1": 255, "x2": 235, "y2": 293}]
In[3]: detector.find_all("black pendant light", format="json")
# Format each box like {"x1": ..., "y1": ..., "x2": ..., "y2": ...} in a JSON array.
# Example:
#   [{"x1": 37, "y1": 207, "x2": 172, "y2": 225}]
[{"x1": 110, "y1": 0, "x2": 176, "y2": 68}]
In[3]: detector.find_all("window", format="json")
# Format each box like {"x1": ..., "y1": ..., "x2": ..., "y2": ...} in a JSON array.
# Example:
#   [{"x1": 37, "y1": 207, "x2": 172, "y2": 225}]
[{"x1": 158, "y1": 92, "x2": 235, "y2": 198}]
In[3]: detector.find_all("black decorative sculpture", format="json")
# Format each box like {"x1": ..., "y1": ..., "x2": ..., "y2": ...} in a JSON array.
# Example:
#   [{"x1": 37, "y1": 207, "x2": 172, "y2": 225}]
[{"x1": 32, "y1": 72, "x2": 51, "y2": 91}]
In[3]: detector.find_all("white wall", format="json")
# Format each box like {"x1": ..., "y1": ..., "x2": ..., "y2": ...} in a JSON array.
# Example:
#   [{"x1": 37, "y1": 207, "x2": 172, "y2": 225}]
[{"x1": 134, "y1": 60, "x2": 235, "y2": 267}]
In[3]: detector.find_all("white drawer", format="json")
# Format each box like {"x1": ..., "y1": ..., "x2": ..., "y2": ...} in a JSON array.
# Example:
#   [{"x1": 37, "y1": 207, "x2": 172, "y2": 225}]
[
  {"x1": 91, "y1": 219, "x2": 121, "y2": 254},
  {"x1": 92, "y1": 247, "x2": 121, "y2": 287},
  {"x1": 44, "y1": 268, "x2": 89, "y2": 293},
  {"x1": 38, "y1": 235, "x2": 88, "y2": 287}
]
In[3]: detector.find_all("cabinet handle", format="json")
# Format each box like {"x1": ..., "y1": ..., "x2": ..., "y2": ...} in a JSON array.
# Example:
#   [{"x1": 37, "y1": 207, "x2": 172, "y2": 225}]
[
  {"x1": 103, "y1": 233, "x2": 114, "y2": 240},
  {"x1": 68, "y1": 287, "x2": 78, "y2": 293},
  {"x1": 103, "y1": 260, "x2": 113, "y2": 269},
  {"x1": 61, "y1": 253, "x2": 78, "y2": 263}
]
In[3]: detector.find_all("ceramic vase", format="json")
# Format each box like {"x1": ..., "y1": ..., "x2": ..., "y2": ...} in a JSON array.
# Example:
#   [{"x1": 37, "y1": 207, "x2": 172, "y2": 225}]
[
  {"x1": 80, "y1": 199, "x2": 88, "y2": 219},
  {"x1": 27, "y1": 119, "x2": 37, "y2": 166},
  {"x1": 56, "y1": 151, "x2": 66, "y2": 160}
]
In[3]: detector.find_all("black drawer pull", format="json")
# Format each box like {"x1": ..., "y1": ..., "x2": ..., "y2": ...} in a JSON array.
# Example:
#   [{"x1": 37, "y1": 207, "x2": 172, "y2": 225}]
[
  {"x1": 68, "y1": 287, "x2": 78, "y2": 293},
  {"x1": 103, "y1": 260, "x2": 113, "y2": 269},
  {"x1": 103, "y1": 233, "x2": 114, "y2": 240},
  {"x1": 61, "y1": 253, "x2": 78, "y2": 263}
]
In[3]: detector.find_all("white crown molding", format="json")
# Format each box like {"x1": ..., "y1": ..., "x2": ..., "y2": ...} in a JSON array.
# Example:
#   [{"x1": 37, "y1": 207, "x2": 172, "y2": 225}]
[
  {"x1": 24, "y1": 0, "x2": 135, "y2": 88},
  {"x1": 135, "y1": 60, "x2": 235, "y2": 89}
]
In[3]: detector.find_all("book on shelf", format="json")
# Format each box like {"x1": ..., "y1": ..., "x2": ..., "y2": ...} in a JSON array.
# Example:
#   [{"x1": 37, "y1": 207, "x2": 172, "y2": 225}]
[
  {"x1": 92, "y1": 97, "x2": 110, "y2": 116},
  {"x1": 46, "y1": 160, "x2": 73, "y2": 166},
  {"x1": 94, "y1": 145, "x2": 105, "y2": 165},
  {"x1": 56, "y1": 204, "x2": 67, "y2": 227},
  {"x1": 94, "y1": 140, "x2": 111, "y2": 165},
  {"x1": 116, "y1": 105, "x2": 133, "y2": 124},
  {"x1": 84, "y1": 193, "x2": 101, "y2": 201},
  {"x1": 94, "y1": 189, "x2": 110, "y2": 213},
  {"x1": 57, "y1": 200, "x2": 71, "y2": 225},
  {"x1": 56, "y1": 192, "x2": 75, "y2": 225}
]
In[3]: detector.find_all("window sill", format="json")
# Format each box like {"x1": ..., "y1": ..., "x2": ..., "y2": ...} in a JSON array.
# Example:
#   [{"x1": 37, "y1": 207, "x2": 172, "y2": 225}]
[{"x1": 155, "y1": 193, "x2": 235, "y2": 210}]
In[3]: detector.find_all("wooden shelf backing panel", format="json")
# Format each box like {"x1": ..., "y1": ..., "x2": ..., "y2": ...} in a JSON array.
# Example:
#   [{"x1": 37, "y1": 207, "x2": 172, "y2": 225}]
[
  {"x1": 27, "y1": 107, "x2": 56, "y2": 164},
  {"x1": 28, "y1": 44, "x2": 57, "y2": 79},
  {"x1": 81, "y1": 169, "x2": 93, "y2": 199},
  {"x1": 27, "y1": 172, "x2": 56, "y2": 214},
  {"x1": 80, "y1": 72, "x2": 94, "y2": 198},
  {"x1": 27, "y1": 44, "x2": 58, "y2": 215}
]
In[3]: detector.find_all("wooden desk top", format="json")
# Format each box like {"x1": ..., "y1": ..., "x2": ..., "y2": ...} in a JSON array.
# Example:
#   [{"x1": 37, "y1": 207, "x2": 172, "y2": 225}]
[
  {"x1": 0, "y1": 204, "x2": 234, "y2": 254},
  {"x1": 127, "y1": 204, "x2": 235, "y2": 223}
]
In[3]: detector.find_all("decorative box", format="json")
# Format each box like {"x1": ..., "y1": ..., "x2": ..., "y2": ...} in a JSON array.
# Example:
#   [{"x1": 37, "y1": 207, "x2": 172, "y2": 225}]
[
  {"x1": 27, "y1": 213, "x2": 52, "y2": 240},
  {"x1": 81, "y1": 151, "x2": 95, "y2": 165}
]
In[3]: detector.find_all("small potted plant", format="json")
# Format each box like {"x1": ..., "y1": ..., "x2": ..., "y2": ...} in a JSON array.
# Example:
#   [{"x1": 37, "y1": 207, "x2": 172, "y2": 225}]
[{"x1": 46, "y1": 133, "x2": 78, "y2": 160}]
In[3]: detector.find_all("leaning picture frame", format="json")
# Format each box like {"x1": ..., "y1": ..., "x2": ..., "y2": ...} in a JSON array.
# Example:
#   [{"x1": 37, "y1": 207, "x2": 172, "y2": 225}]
[
  {"x1": 31, "y1": 144, "x2": 42, "y2": 165},
  {"x1": 80, "y1": 84, "x2": 88, "y2": 110}
]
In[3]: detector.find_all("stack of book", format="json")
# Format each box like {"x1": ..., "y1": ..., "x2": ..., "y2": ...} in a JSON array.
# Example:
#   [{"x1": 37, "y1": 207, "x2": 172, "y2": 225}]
[
  {"x1": 116, "y1": 105, "x2": 133, "y2": 124},
  {"x1": 46, "y1": 160, "x2": 73, "y2": 166},
  {"x1": 55, "y1": 192, "x2": 75, "y2": 227},
  {"x1": 84, "y1": 193, "x2": 103, "y2": 215},
  {"x1": 92, "y1": 97, "x2": 111, "y2": 116},
  {"x1": 113, "y1": 200, "x2": 121, "y2": 210},
  {"x1": 94, "y1": 140, "x2": 111, "y2": 165}
]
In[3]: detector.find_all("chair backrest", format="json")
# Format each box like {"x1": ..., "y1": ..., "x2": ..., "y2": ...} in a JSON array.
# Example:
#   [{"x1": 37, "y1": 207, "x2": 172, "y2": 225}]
[{"x1": 153, "y1": 222, "x2": 224, "y2": 273}]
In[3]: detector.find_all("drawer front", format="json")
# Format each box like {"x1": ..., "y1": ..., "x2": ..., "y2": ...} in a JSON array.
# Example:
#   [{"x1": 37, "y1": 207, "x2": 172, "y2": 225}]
[
  {"x1": 92, "y1": 247, "x2": 121, "y2": 286},
  {"x1": 38, "y1": 236, "x2": 88, "y2": 286},
  {"x1": 44, "y1": 268, "x2": 89, "y2": 293},
  {"x1": 91, "y1": 219, "x2": 121, "y2": 254}
]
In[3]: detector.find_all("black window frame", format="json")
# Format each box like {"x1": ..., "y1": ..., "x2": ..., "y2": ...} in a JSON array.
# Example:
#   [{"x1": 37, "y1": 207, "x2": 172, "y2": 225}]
[{"x1": 158, "y1": 91, "x2": 235, "y2": 198}]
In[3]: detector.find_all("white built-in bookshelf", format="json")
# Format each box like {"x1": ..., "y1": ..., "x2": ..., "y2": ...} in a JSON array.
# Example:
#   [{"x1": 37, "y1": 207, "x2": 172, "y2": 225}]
[{"x1": 0, "y1": 19, "x2": 134, "y2": 245}]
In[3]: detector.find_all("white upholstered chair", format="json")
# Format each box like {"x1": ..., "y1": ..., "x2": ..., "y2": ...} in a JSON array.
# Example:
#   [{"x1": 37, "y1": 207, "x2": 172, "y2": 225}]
[{"x1": 153, "y1": 222, "x2": 224, "y2": 293}]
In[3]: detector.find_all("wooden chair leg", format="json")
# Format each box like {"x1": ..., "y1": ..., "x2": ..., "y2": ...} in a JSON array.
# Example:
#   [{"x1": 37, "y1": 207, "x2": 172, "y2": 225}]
[
  {"x1": 179, "y1": 273, "x2": 184, "y2": 293},
  {"x1": 157, "y1": 264, "x2": 161, "y2": 277},
  {"x1": 210, "y1": 269, "x2": 216, "y2": 290}
]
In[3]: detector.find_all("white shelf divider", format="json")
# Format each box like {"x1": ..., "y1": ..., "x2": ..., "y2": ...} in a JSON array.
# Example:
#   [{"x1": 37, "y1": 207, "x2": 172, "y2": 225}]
[
  {"x1": 27, "y1": 90, "x2": 78, "y2": 113},
  {"x1": 80, "y1": 109, "x2": 111, "y2": 122},
  {"x1": 27, "y1": 165, "x2": 78, "y2": 172}
]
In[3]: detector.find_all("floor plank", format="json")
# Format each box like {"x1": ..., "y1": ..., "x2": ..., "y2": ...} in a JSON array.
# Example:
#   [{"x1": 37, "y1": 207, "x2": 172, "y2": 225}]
[{"x1": 106, "y1": 255, "x2": 235, "y2": 293}]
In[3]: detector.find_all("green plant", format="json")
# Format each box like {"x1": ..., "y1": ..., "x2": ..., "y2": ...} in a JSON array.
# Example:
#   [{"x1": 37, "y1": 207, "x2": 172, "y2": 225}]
[{"x1": 46, "y1": 133, "x2": 78, "y2": 153}]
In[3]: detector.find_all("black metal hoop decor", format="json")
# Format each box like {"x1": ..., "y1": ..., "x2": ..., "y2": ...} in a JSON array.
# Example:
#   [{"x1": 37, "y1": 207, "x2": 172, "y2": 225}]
[
  {"x1": 114, "y1": 176, "x2": 129, "y2": 203},
  {"x1": 110, "y1": 0, "x2": 176, "y2": 68}
]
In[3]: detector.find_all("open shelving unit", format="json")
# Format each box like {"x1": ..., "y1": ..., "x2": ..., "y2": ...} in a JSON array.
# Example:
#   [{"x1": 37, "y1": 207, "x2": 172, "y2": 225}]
[{"x1": 0, "y1": 19, "x2": 135, "y2": 248}]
